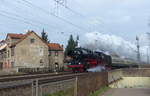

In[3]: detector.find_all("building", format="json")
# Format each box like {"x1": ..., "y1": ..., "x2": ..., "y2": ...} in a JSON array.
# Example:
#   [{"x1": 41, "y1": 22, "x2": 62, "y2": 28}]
[
  {"x1": 48, "y1": 43, "x2": 64, "y2": 71},
  {"x1": 0, "y1": 40, "x2": 7, "y2": 69},
  {"x1": 0, "y1": 31, "x2": 64, "y2": 72}
]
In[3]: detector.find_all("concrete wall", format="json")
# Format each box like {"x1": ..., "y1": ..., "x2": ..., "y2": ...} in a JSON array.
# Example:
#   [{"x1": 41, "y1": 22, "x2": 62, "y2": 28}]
[
  {"x1": 109, "y1": 68, "x2": 150, "y2": 88},
  {"x1": 122, "y1": 68, "x2": 150, "y2": 77},
  {"x1": 110, "y1": 77, "x2": 150, "y2": 88},
  {"x1": 108, "y1": 69, "x2": 123, "y2": 83}
]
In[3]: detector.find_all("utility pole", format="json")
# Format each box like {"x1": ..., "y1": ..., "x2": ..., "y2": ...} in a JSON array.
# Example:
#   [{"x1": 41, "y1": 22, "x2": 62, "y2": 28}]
[
  {"x1": 136, "y1": 36, "x2": 140, "y2": 67},
  {"x1": 147, "y1": 48, "x2": 149, "y2": 64},
  {"x1": 53, "y1": 0, "x2": 67, "y2": 16},
  {"x1": 146, "y1": 32, "x2": 150, "y2": 64}
]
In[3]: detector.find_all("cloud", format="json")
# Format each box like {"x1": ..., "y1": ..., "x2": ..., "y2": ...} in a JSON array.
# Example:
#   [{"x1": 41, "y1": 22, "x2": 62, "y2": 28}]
[
  {"x1": 83, "y1": 31, "x2": 148, "y2": 62},
  {"x1": 0, "y1": 0, "x2": 150, "y2": 48}
]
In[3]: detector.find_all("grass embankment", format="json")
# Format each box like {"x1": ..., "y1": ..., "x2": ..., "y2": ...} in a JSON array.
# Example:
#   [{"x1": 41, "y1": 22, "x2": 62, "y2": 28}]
[
  {"x1": 44, "y1": 88, "x2": 74, "y2": 96},
  {"x1": 89, "y1": 86, "x2": 110, "y2": 96}
]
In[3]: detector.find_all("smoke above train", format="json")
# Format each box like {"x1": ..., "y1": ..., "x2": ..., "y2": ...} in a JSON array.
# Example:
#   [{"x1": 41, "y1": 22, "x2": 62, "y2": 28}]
[{"x1": 82, "y1": 32, "x2": 148, "y2": 62}]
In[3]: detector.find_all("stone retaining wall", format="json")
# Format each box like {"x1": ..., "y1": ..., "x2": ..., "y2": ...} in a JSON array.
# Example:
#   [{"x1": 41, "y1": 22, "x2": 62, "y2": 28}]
[
  {"x1": 77, "y1": 72, "x2": 108, "y2": 96},
  {"x1": 0, "y1": 85, "x2": 32, "y2": 96}
]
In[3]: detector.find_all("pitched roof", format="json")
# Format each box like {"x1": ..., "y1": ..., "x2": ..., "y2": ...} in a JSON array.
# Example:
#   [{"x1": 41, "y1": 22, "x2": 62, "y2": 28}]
[
  {"x1": 6, "y1": 31, "x2": 63, "y2": 51},
  {"x1": 48, "y1": 43, "x2": 63, "y2": 51},
  {"x1": 7, "y1": 33, "x2": 25, "y2": 39},
  {"x1": 10, "y1": 31, "x2": 48, "y2": 47}
]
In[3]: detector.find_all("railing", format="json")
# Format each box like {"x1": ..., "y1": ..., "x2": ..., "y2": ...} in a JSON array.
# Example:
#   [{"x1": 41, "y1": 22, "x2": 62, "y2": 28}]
[
  {"x1": 0, "y1": 78, "x2": 76, "y2": 96},
  {"x1": 0, "y1": 72, "x2": 109, "y2": 96}
]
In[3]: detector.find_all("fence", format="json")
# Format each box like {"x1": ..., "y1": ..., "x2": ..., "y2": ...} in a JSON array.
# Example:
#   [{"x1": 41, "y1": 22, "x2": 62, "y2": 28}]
[
  {"x1": 0, "y1": 72, "x2": 111, "y2": 96},
  {"x1": 0, "y1": 78, "x2": 77, "y2": 96},
  {"x1": 39, "y1": 78, "x2": 76, "y2": 96},
  {"x1": 33, "y1": 72, "x2": 108, "y2": 96}
]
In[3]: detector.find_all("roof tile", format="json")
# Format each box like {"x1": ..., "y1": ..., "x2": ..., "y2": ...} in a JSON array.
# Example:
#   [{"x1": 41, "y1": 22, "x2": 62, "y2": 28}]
[
  {"x1": 7, "y1": 33, "x2": 25, "y2": 39},
  {"x1": 7, "y1": 31, "x2": 63, "y2": 51},
  {"x1": 48, "y1": 43, "x2": 63, "y2": 51}
]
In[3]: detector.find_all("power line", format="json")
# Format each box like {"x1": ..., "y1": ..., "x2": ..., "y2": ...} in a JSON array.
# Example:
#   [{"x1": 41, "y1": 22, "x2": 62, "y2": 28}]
[
  {"x1": 53, "y1": 0, "x2": 86, "y2": 18},
  {"x1": 3, "y1": 1, "x2": 56, "y2": 29},
  {"x1": 0, "y1": 1, "x2": 60, "y2": 31},
  {"x1": 1, "y1": 0, "x2": 78, "y2": 36},
  {"x1": 72, "y1": 0, "x2": 104, "y2": 24},
  {"x1": 0, "y1": 9, "x2": 57, "y2": 30},
  {"x1": 52, "y1": 0, "x2": 104, "y2": 31},
  {"x1": 0, "y1": 12, "x2": 40, "y2": 28},
  {"x1": 20, "y1": 0, "x2": 89, "y2": 31}
]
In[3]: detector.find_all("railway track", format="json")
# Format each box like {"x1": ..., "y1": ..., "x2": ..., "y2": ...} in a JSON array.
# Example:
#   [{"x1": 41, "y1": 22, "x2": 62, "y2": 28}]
[
  {"x1": 0, "y1": 72, "x2": 88, "y2": 89},
  {"x1": 0, "y1": 72, "x2": 87, "y2": 83},
  {"x1": 0, "y1": 72, "x2": 68, "y2": 78},
  {"x1": 38, "y1": 72, "x2": 87, "y2": 84}
]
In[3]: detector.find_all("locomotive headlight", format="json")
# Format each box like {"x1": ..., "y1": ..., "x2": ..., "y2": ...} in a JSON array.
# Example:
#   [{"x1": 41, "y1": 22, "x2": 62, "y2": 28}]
[{"x1": 78, "y1": 62, "x2": 81, "y2": 65}]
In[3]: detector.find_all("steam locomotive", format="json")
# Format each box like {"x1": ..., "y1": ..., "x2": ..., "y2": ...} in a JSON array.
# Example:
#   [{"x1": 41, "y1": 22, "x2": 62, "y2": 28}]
[{"x1": 67, "y1": 47, "x2": 112, "y2": 72}]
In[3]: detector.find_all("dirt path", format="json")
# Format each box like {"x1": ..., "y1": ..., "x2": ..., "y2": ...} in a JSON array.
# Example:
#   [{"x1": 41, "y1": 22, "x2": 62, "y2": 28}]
[{"x1": 102, "y1": 88, "x2": 150, "y2": 96}]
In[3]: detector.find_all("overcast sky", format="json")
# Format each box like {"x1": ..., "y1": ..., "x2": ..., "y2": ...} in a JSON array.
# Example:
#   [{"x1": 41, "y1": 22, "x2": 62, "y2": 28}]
[{"x1": 0, "y1": 0, "x2": 150, "y2": 46}]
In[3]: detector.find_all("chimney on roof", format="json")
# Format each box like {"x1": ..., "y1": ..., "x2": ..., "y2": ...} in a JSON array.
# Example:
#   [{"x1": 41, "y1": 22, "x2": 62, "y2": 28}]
[
  {"x1": 31, "y1": 30, "x2": 34, "y2": 32},
  {"x1": 26, "y1": 30, "x2": 34, "y2": 34}
]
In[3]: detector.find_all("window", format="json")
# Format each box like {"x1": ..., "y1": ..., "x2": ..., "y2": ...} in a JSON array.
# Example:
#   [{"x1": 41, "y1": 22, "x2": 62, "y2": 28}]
[
  {"x1": 40, "y1": 59, "x2": 43, "y2": 63},
  {"x1": 7, "y1": 39, "x2": 10, "y2": 46},
  {"x1": 7, "y1": 50, "x2": 10, "y2": 58},
  {"x1": 30, "y1": 38, "x2": 35, "y2": 43},
  {"x1": 55, "y1": 51, "x2": 58, "y2": 56},
  {"x1": 0, "y1": 52, "x2": 2, "y2": 60},
  {"x1": 11, "y1": 62, "x2": 14, "y2": 68},
  {"x1": 55, "y1": 63, "x2": 59, "y2": 68},
  {"x1": 4, "y1": 51, "x2": 7, "y2": 58},
  {"x1": 0, "y1": 63, "x2": 3, "y2": 69},
  {"x1": 49, "y1": 51, "x2": 51, "y2": 56},
  {"x1": 11, "y1": 48, "x2": 14, "y2": 56},
  {"x1": 8, "y1": 60, "x2": 10, "y2": 68},
  {"x1": 40, "y1": 59, "x2": 43, "y2": 66}
]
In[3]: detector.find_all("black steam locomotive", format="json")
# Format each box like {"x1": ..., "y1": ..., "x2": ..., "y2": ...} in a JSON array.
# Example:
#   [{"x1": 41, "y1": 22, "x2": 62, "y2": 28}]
[{"x1": 67, "y1": 47, "x2": 112, "y2": 72}]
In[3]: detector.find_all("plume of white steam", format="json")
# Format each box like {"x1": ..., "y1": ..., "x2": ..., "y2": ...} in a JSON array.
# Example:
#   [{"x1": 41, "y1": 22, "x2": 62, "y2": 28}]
[
  {"x1": 83, "y1": 32, "x2": 148, "y2": 62},
  {"x1": 87, "y1": 66, "x2": 105, "y2": 72}
]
